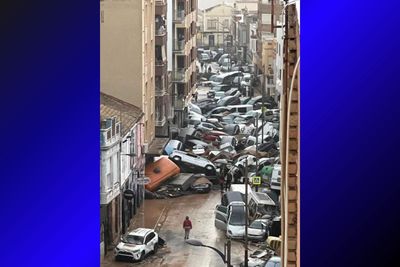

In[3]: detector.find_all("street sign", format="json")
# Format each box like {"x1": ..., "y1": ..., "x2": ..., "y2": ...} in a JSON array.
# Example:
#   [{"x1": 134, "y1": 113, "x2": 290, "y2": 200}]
[
  {"x1": 137, "y1": 177, "x2": 151, "y2": 185},
  {"x1": 252, "y1": 176, "x2": 261, "y2": 185},
  {"x1": 123, "y1": 189, "x2": 135, "y2": 200}
]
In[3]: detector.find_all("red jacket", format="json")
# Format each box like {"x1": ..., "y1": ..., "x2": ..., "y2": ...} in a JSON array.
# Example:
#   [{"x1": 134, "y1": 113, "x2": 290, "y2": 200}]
[{"x1": 183, "y1": 219, "x2": 192, "y2": 229}]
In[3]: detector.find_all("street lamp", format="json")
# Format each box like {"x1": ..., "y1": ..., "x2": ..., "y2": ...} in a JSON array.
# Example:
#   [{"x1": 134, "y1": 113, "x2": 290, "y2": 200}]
[{"x1": 186, "y1": 239, "x2": 232, "y2": 267}]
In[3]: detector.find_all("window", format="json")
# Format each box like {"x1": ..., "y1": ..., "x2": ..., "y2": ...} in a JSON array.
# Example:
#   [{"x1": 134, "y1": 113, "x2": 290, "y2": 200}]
[
  {"x1": 262, "y1": 14, "x2": 271, "y2": 25},
  {"x1": 222, "y1": 19, "x2": 229, "y2": 29},
  {"x1": 238, "y1": 107, "x2": 247, "y2": 113},
  {"x1": 207, "y1": 19, "x2": 217, "y2": 30},
  {"x1": 146, "y1": 232, "x2": 155, "y2": 243}
]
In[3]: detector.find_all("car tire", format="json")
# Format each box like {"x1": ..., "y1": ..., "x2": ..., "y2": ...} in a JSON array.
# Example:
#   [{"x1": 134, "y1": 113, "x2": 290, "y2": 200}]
[
  {"x1": 205, "y1": 165, "x2": 213, "y2": 171},
  {"x1": 139, "y1": 251, "x2": 145, "y2": 261},
  {"x1": 173, "y1": 156, "x2": 181, "y2": 161},
  {"x1": 152, "y1": 243, "x2": 158, "y2": 254}
]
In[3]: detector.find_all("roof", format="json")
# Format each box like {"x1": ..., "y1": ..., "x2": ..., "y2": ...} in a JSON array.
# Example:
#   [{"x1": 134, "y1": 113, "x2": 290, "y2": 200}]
[
  {"x1": 129, "y1": 228, "x2": 153, "y2": 237},
  {"x1": 100, "y1": 92, "x2": 144, "y2": 136}
]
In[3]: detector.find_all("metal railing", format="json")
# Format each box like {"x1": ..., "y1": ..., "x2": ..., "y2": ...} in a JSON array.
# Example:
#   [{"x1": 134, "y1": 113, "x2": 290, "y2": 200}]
[
  {"x1": 155, "y1": 27, "x2": 166, "y2": 36},
  {"x1": 174, "y1": 40, "x2": 186, "y2": 51},
  {"x1": 174, "y1": 9, "x2": 185, "y2": 21},
  {"x1": 172, "y1": 68, "x2": 187, "y2": 82}
]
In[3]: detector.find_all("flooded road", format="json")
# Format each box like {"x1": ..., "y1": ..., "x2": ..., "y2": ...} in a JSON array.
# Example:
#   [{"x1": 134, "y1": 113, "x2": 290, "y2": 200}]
[{"x1": 102, "y1": 190, "x2": 260, "y2": 267}]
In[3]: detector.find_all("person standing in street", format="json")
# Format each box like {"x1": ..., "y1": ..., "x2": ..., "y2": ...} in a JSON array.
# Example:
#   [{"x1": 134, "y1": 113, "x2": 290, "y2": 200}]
[{"x1": 183, "y1": 216, "x2": 192, "y2": 240}]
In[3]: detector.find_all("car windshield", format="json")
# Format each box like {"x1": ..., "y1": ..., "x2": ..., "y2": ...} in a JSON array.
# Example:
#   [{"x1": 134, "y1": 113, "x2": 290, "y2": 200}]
[
  {"x1": 250, "y1": 220, "x2": 264, "y2": 229},
  {"x1": 229, "y1": 206, "x2": 246, "y2": 225},
  {"x1": 123, "y1": 234, "x2": 143, "y2": 245},
  {"x1": 215, "y1": 77, "x2": 224, "y2": 83}
]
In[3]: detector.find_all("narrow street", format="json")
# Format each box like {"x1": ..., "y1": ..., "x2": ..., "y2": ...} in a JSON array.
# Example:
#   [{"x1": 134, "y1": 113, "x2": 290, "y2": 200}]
[{"x1": 102, "y1": 190, "x2": 259, "y2": 267}]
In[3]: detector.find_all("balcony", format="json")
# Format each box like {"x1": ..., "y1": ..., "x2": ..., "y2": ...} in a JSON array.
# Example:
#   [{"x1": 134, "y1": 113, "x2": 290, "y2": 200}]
[
  {"x1": 174, "y1": 39, "x2": 186, "y2": 52},
  {"x1": 155, "y1": 28, "x2": 167, "y2": 46},
  {"x1": 174, "y1": 9, "x2": 185, "y2": 22},
  {"x1": 155, "y1": 0, "x2": 167, "y2": 15},
  {"x1": 172, "y1": 68, "x2": 188, "y2": 83},
  {"x1": 155, "y1": 59, "x2": 167, "y2": 76}
]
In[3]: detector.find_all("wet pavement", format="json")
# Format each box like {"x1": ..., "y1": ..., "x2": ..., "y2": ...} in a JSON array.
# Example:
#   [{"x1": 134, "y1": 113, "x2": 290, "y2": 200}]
[{"x1": 101, "y1": 190, "x2": 260, "y2": 267}]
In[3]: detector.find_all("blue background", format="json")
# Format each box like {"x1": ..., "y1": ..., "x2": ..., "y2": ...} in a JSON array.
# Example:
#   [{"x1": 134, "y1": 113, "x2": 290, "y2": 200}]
[
  {"x1": 1, "y1": 0, "x2": 399, "y2": 266},
  {"x1": 302, "y1": 0, "x2": 400, "y2": 266}
]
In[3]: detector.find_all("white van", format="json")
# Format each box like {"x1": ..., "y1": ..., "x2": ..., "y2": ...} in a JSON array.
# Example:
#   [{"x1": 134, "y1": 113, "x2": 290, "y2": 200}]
[
  {"x1": 271, "y1": 165, "x2": 281, "y2": 191},
  {"x1": 227, "y1": 104, "x2": 253, "y2": 114},
  {"x1": 230, "y1": 184, "x2": 276, "y2": 220}
]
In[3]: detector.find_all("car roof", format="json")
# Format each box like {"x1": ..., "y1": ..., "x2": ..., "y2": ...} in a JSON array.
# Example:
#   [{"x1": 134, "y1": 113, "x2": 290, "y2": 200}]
[{"x1": 129, "y1": 228, "x2": 153, "y2": 237}]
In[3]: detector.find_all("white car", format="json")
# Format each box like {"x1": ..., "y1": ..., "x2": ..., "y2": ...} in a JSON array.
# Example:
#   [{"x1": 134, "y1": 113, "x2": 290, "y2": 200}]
[
  {"x1": 192, "y1": 144, "x2": 205, "y2": 155},
  {"x1": 169, "y1": 150, "x2": 217, "y2": 175},
  {"x1": 114, "y1": 228, "x2": 159, "y2": 262},
  {"x1": 270, "y1": 165, "x2": 281, "y2": 191},
  {"x1": 248, "y1": 219, "x2": 269, "y2": 241}
]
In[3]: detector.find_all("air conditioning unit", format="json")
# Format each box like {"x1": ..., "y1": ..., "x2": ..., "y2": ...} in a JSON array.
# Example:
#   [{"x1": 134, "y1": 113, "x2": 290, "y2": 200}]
[{"x1": 142, "y1": 143, "x2": 149, "y2": 154}]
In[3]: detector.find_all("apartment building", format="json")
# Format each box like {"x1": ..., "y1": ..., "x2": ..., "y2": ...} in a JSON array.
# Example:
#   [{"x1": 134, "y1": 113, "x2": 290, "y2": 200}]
[
  {"x1": 167, "y1": 0, "x2": 197, "y2": 129},
  {"x1": 155, "y1": 0, "x2": 171, "y2": 137},
  {"x1": 100, "y1": 0, "x2": 155, "y2": 145},
  {"x1": 254, "y1": 0, "x2": 282, "y2": 98},
  {"x1": 197, "y1": 2, "x2": 234, "y2": 48}
]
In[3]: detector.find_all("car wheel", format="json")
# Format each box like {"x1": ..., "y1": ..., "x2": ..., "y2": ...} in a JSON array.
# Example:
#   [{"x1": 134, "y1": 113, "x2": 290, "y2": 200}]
[
  {"x1": 173, "y1": 156, "x2": 181, "y2": 161},
  {"x1": 139, "y1": 251, "x2": 145, "y2": 261},
  {"x1": 153, "y1": 243, "x2": 158, "y2": 254}
]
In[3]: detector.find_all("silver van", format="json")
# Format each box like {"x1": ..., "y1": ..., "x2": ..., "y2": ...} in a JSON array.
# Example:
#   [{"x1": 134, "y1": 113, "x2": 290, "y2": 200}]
[{"x1": 214, "y1": 191, "x2": 247, "y2": 239}]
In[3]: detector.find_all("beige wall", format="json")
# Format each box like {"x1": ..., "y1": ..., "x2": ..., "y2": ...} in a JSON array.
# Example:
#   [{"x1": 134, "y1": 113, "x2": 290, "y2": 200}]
[{"x1": 101, "y1": 0, "x2": 155, "y2": 143}]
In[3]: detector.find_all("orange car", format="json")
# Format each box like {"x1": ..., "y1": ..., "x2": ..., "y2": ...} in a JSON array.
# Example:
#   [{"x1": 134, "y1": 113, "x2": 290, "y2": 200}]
[{"x1": 145, "y1": 157, "x2": 180, "y2": 192}]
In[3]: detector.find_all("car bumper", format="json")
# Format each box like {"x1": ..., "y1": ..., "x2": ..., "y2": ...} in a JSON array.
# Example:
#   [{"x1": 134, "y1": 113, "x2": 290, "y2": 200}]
[{"x1": 115, "y1": 250, "x2": 141, "y2": 261}]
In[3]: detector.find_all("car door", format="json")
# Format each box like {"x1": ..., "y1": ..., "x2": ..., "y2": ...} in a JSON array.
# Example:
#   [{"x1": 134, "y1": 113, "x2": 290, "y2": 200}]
[
  {"x1": 144, "y1": 232, "x2": 156, "y2": 254},
  {"x1": 214, "y1": 204, "x2": 228, "y2": 230}
]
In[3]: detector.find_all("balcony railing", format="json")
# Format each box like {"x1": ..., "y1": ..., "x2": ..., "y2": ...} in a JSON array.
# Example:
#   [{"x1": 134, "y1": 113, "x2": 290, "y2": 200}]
[
  {"x1": 173, "y1": 96, "x2": 185, "y2": 110},
  {"x1": 174, "y1": 10, "x2": 185, "y2": 21},
  {"x1": 174, "y1": 40, "x2": 186, "y2": 51},
  {"x1": 172, "y1": 68, "x2": 187, "y2": 82},
  {"x1": 155, "y1": 27, "x2": 166, "y2": 36}
]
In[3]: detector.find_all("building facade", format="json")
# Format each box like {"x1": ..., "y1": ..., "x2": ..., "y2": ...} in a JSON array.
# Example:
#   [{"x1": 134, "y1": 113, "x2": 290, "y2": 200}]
[
  {"x1": 167, "y1": 0, "x2": 197, "y2": 129},
  {"x1": 100, "y1": 116, "x2": 121, "y2": 259},
  {"x1": 100, "y1": 93, "x2": 145, "y2": 259},
  {"x1": 100, "y1": 0, "x2": 155, "y2": 145},
  {"x1": 197, "y1": 3, "x2": 234, "y2": 48},
  {"x1": 280, "y1": 2, "x2": 300, "y2": 267},
  {"x1": 155, "y1": 0, "x2": 172, "y2": 137}
]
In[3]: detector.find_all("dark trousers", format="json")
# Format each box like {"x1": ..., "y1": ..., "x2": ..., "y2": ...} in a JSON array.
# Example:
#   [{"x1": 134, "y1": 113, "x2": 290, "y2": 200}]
[{"x1": 184, "y1": 228, "x2": 191, "y2": 239}]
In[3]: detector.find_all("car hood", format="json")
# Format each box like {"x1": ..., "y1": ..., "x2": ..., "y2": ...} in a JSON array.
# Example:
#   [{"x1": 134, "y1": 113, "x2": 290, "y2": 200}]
[
  {"x1": 248, "y1": 227, "x2": 265, "y2": 236},
  {"x1": 227, "y1": 224, "x2": 245, "y2": 235},
  {"x1": 116, "y1": 242, "x2": 143, "y2": 252}
]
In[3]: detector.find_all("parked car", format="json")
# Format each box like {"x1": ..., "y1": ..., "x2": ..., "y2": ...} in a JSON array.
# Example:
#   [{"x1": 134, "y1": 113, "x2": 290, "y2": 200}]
[
  {"x1": 207, "y1": 84, "x2": 232, "y2": 98},
  {"x1": 240, "y1": 96, "x2": 251, "y2": 104},
  {"x1": 217, "y1": 96, "x2": 241, "y2": 107},
  {"x1": 215, "y1": 191, "x2": 247, "y2": 239},
  {"x1": 224, "y1": 88, "x2": 241, "y2": 98},
  {"x1": 264, "y1": 256, "x2": 281, "y2": 267},
  {"x1": 205, "y1": 106, "x2": 232, "y2": 118},
  {"x1": 115, "y1": 228, "x2": 159, "y2": 262},
  {"x1": 248, "y1": 219, "x2": 269, "y2": 241},
  {"x1": 169, "y1": 150, "x2": 217, "y2": 175},
  {"x1": 197, "y1": 122, "x2": 224, "y2": 131},
  {"x1": 199, "y1": 53, "x2": 211, "y2": 63},
  {"x1": 164, "y1": 139, "x2": 183, "y2": 155},
  {"x1": 192, "y1": 144, "x2": 206, "y2": 155},
  {"x1": 191, "y1": 177, "x2": 213, "y2": 193},
  {"x1": 270, "y1": 165, "x2": 281, "y2": 191}
]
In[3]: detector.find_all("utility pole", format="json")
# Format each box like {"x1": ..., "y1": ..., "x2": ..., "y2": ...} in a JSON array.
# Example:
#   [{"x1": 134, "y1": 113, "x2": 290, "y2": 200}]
[{"x1": 244, "y1": 158, "x2": 249, "y2": 267}]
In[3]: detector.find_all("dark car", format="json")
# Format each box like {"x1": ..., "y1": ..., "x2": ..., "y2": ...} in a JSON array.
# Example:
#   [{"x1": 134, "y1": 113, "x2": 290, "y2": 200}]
[
  {"x1": 248, "y1": 96, "x2": 278, "y2": 109},
  {"x1": 207, "y1": 84, "x2": 232, "y2": 98},
  {"x1": 217, "y1": 96, "x2": 241, "y2": 107}
]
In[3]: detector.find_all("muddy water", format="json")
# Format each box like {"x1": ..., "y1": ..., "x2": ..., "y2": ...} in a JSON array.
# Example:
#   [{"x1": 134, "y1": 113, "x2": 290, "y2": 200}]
[{"x1": 102, "y1": 190, "x2": 259, "y2": 267}]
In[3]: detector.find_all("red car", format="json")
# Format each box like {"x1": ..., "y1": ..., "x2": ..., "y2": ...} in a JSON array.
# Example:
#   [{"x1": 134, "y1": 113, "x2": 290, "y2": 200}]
[{"x1": 201, "y1": 130, "x2": 228, "y2": 142}]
